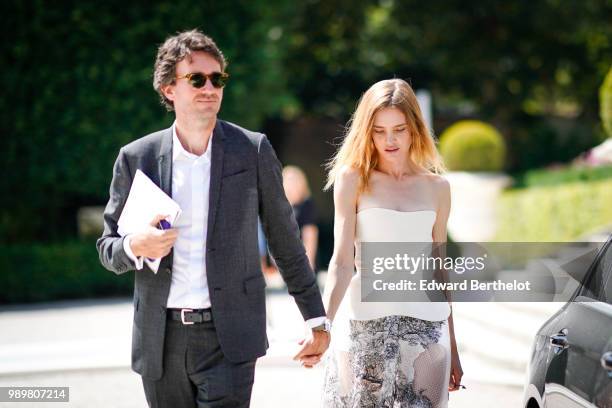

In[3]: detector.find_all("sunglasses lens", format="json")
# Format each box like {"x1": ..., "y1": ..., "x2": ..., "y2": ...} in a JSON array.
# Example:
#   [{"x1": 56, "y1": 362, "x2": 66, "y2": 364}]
[
  {"x1": 189, "y1": 73, "x2": 206, "y2": 88},
  {"x1": 210, "y1": 72, "x2": 228, "y2": 88}
]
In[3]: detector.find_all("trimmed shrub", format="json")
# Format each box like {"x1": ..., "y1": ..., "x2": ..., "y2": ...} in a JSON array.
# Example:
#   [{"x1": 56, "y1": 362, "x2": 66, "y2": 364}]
[
  {"x1": 601, "y1": 66, "x2": 612, "y2": 138},
  {"x1": 439, "y1": 120, "x2": 506, "y2": 172}
]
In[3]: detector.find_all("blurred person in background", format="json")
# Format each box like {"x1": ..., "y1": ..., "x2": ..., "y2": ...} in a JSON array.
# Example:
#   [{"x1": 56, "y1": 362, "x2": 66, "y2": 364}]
[
  {"x1": 260, "y1": 166, "x2": 319, "y2": 288},
  {"x1": 282, "y1": 165, "x2": 319, "y2": 272},
  {"x1": 321, "y1": 79, "x2": 463, "y2": 407}
]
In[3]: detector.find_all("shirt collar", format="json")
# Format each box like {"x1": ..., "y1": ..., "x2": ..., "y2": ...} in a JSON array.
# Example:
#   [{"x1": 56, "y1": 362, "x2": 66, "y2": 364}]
[{"x1": 172, "y1": 121, "x2": 213, "y2": 162}]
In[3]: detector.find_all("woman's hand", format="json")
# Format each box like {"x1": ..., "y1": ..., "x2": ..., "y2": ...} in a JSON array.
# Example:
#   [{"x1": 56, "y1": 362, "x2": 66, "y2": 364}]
[{"x1": 448, "y1": 346, "x2": 464, "y2": 391}]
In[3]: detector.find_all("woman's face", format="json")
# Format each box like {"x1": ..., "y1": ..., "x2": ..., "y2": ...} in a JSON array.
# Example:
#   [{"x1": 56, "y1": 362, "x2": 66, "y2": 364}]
[{"x1": 371, "y1": 107, "x2": 411, "y2": 162}]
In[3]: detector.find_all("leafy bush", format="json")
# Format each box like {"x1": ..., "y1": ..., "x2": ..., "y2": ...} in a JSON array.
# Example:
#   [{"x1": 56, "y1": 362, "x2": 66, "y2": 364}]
[
  {"x1": 515, "y1": 165, "x2": 612, "y2": 188},
  {"x1": 495, "y1": 179, "x2": 612, "y2": 241},
  {"x1": 601, "y1": 66, "x2": 612, "y2": 138},
  {"x1": 439, "y1": 120, "x2": 506, "y2": 172},
  {"x1": 0, "y1": 239, "x2": 133, "y2": 304}
]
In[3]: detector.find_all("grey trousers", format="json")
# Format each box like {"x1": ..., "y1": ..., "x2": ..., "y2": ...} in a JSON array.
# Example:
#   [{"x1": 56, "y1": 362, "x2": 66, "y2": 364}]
[{"x1": 142, "y1": 317, "x2": 257, "y2": 408}]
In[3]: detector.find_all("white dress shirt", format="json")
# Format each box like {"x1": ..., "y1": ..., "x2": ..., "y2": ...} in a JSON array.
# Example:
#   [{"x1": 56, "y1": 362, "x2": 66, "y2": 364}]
[
  {"x1": 124, "y1": 123, "x2": 325, "y2": 326},
  {"x1": 165, "y1": 124, "x2": 213, "y2": 308},
  {"x1": 124, "y1": 123, "x2": 212, "y2": 308}
]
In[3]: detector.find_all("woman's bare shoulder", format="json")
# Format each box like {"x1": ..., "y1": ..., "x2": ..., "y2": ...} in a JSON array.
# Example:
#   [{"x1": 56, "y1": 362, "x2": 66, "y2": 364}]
[
  {"x1": 422, "y1": 173, "x2": 450, "y2": 190},
  {"x1": 336, "y1": 165, "x2": 360, "y2": 188}
]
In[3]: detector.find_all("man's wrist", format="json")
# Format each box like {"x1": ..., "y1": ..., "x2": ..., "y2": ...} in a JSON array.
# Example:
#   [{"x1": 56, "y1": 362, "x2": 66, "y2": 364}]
[
  {"x1": 311, "y1": 318, "x2": 332, "y2": 333},
  {"x1": 305, "y1": 316, "x2": 326, "y2": 329},
  {"x1": 123, "y1": 235, "x2": 144, "y2": 270},
  {"x1": 128, "y1": 234, "x2": 141, "y2": 257}
]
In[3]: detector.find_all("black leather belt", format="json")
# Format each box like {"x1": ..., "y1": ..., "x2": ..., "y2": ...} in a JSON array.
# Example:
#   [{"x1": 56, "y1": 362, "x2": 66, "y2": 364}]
[{"x1": 167, "y1": 308, "x2": 213, "y2": 325}]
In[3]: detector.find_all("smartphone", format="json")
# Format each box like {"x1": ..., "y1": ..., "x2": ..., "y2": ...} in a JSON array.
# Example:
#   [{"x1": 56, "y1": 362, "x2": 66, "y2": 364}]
[{"x1": 158, "y1": 219, "x2": 171, "y2": 230}]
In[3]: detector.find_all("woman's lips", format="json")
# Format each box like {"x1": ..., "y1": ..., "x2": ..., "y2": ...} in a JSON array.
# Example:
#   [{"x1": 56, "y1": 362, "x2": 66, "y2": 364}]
[{"x1": 385, "y1": 147, "x2": 399, "y2": 152}]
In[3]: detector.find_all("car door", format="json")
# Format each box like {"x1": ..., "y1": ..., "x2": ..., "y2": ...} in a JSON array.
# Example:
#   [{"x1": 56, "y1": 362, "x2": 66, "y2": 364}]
[
  {"x1": 543, "y1": 238, "x2": 612, "y2": 407},
  {"x1": 593, "y1": 253, "x2": 612, "y2": 408}
]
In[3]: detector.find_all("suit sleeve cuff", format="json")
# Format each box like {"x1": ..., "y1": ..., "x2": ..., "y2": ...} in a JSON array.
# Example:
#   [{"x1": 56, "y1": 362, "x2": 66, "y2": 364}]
[
  {"x1": 305, "y1": 316, "x2": 327, "y2": 329},
  {"x1": 123, "y1": 235, "x2": 144, "y2": 270}
]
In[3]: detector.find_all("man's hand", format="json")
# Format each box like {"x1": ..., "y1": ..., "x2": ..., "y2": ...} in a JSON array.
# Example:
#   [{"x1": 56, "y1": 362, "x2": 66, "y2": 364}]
[
  {"x1": 293, "y1": 330, "x2": 331, "y2": 368},
  {"x1": 130, "y1": 214, "x2": 178, "y2": 259}
]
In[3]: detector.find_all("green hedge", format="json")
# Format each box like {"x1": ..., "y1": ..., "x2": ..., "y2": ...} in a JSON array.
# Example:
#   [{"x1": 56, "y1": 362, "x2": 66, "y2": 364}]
[
  {"x1": 495, "y1": 179, "x2": 612, "y2": 241},
  {"x1": 0, "y1": 239, "x2": 133, "y2": 304},
  {"x1": 515, "y1": 164, "x2": 612, "y2": 188},
  {"x1": 601, "y1": 66, "x2": 612, "y2": 138}
]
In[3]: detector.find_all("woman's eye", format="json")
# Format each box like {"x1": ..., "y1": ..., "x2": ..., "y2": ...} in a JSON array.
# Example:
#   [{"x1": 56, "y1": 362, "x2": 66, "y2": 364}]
[{"x1": 395, "y1": 128, "x2": 406, "y2": 132}]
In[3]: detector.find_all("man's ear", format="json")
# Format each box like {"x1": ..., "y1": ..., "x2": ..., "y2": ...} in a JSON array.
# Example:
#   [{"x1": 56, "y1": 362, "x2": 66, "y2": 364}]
[{"x1": 161, "y1": 83, "x2": 175, "y2": 103}]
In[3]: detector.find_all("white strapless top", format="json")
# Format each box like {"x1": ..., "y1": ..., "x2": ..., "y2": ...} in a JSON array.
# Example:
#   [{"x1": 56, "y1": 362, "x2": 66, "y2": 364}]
[{"x1": 338, "y1": 208, "x2": 451, "y2": 322}]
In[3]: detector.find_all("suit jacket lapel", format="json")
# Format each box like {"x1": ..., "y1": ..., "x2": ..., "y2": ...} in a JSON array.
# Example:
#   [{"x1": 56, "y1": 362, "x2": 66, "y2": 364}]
[
  {"x1": 157, "y1": 127, "x2": 173, "y2": 272},
  {"x1": 206, "y1": 120, "x2": 225, "y2": 251},
  {"x1": 157, "y1": 127, "x2": 173, "y2": 197}
]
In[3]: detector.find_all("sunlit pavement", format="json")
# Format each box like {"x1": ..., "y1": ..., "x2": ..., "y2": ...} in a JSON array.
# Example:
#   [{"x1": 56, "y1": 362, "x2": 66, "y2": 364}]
[{"x1": 0, "y1": 289, "x2": 559, "y2": 407}]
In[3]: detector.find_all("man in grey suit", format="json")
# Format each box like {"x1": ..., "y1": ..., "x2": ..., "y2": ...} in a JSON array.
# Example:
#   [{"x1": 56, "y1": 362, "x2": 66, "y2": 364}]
[{"x1": 96, "y1": 29, "x2": 330, "y2": 408}]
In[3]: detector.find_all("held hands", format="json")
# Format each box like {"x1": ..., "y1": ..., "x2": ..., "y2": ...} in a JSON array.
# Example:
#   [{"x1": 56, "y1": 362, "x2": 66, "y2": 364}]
[
  {"x1": 293, "y1": 330, "x2": 331, "y2": 369},
  {"x1": 129, "y1": 214, "x2": 178, "y2": 259}
]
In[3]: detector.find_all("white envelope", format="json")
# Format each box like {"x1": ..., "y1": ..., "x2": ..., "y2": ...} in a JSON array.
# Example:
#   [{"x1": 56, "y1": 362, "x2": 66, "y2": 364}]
[{"x1": 117, "y1": 169, "x2": 181, "y2": 273}]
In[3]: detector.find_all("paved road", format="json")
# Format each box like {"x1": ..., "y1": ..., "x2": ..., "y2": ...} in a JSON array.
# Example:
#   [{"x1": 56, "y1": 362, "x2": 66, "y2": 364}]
[
  {"x1": 0, "y1": 366, "x2": 522, "y2": 408},
  {"x1": 0, "y1": 294, "x2": 530, "y2": 407}
]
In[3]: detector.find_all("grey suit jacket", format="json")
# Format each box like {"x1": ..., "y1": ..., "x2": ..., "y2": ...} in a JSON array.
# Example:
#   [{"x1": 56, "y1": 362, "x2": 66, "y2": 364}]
[{"x1": 96, "y1": 120, "x2": 325, "y2": 380}]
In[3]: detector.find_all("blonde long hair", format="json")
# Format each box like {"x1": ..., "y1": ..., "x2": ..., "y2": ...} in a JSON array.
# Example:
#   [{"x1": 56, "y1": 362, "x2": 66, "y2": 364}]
[{"x1": 325, "y1": 79, "x2": 445, "y2": 193}]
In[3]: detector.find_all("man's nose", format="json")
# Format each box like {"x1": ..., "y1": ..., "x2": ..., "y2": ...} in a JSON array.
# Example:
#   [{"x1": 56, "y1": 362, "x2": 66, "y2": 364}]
[{"x1": 202, "y1": 77, "x2": 216, "y2": 91}]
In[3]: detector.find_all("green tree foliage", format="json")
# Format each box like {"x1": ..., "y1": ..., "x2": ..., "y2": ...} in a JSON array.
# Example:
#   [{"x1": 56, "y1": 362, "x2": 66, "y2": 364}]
[
  {"x1": 282, "y1": 0, "x2": 611, "y2": 168},
  {"x1": 2, "y1": 0, "x2": 611, "y2": 242},
  {"x1": 309, "y1": 1, "x2": 611, "y2": 123},
  {"x1": 280, "y1": 0, "x2": 376, "y2": 118},
  {"x1": 1, "y1": 0, "x2": 296, "y2": 241},
  {"x1": 364, "y1": 1, "x2": 612, "y2": 121}
]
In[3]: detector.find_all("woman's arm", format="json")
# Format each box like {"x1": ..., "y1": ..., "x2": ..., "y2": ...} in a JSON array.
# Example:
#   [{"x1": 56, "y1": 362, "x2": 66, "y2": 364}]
[
  {"x1": 433, "y1": 176, "x2": 464, "y2": 391},
  {"x1": 432, "y1": 176, "x2": 452, "y2": 302},
  {"x1": 322, "y1": 166, "x2": 359, "y2": 322}
]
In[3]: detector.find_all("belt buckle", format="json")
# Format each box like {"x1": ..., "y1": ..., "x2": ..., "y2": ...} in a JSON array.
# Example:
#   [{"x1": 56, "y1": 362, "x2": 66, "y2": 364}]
[{"x1": 180, "y1": 308, "x2": 194, "y2": 325}]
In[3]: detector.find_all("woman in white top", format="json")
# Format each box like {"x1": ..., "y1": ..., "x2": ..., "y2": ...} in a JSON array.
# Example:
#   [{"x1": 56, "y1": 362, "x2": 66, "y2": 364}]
[{"x1": 321, "y1": 79, "x2": 463, "y2": 407}]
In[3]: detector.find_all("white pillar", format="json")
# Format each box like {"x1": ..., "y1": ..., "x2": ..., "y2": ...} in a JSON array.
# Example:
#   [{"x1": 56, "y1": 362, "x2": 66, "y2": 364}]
[{"x1": 416, "y1": 89, "x2": 433, "y2": 133}]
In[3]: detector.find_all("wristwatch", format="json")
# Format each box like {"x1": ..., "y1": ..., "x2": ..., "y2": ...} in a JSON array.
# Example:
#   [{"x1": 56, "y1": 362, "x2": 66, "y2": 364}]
[{"x1": 312, "y1": 318, "x2": 332, "y2": 333}]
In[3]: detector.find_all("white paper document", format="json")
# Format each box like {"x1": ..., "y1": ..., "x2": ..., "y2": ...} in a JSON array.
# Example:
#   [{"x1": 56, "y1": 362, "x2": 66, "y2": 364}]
[{"x1": 117, "y1": 169, "x2": 181, "y2": 273}]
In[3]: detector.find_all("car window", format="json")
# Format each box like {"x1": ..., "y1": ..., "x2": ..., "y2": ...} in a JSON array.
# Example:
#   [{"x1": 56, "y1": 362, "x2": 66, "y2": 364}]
[
  {"x1": 599, "y1": 242, "x2": 612, "y2": 304},
  {"x1": 581, "y1": 239, "x2": 612, "y2": 301}
]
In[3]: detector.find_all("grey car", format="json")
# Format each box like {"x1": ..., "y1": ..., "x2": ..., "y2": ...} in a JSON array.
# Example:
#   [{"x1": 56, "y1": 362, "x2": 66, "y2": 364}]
[{"x1": 524, "y1": 235, "x2": 612, "y2": 408}]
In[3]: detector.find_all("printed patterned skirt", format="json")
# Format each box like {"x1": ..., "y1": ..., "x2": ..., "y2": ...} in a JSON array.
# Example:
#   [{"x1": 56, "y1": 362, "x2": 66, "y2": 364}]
[{"x1": 322, "y1": 315, "x2": 451, "y2": 408}]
